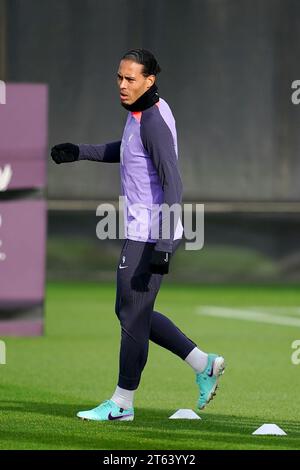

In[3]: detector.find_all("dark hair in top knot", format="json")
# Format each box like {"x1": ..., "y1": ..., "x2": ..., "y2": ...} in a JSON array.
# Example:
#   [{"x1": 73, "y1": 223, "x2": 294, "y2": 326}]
[{"x1": 121, "y1": 49, "x2": 161, "y2": 77}]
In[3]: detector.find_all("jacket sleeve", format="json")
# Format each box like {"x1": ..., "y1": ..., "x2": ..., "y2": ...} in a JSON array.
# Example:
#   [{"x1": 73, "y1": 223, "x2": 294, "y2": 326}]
[
  {"x1": 140, "y1": 108, "x2": 183, "y2": 253},
  {"x1": 78, "y1": 141, "x2": 121, "y2": 163}
]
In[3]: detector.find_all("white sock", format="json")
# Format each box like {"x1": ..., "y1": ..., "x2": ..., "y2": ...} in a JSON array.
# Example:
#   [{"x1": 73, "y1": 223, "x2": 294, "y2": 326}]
[
  {"x1": 185, "y1": 347, "x2": 208, "y2": 373},
  {"x1": 111, "y1": 386, "x2": 135, "y2": 409}
]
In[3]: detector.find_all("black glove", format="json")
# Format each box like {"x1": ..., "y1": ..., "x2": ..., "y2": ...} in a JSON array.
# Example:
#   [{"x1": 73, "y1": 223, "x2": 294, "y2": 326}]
[
  {"x1": 51, "y1": 143, "x2": 79, "y2": 164},
  {"x1": 149, "y1": 250, "x2": 171, "y2": 275}
]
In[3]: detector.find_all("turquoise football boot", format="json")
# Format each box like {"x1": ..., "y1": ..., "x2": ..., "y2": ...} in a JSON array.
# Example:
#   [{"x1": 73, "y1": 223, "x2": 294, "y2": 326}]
[
  {"x1": 77, "y1": 399, "x2": 134, "y2": 421},
  {"x1": 196, "y1": 353, "x2": 225, "y2": 410}
]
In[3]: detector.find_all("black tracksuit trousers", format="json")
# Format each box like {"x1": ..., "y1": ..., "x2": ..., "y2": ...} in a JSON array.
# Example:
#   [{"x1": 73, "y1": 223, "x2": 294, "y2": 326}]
[{"x1": 115, "y1": 239, "x2": 197, "y2": 390}]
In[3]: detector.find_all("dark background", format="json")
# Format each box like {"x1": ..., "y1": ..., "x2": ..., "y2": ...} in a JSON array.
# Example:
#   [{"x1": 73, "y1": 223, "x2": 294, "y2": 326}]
[{"x1": 1, "y1": 0, "x2": 300, "y2": 282}]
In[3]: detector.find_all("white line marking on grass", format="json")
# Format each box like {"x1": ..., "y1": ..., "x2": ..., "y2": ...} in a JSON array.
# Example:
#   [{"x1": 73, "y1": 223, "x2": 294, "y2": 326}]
[
  {"x1": 196, "y1": 306, "x2": 300, "y2": 327},
  {"x1": 247, "y1": 306, "x2": 300, "y2": 316}
]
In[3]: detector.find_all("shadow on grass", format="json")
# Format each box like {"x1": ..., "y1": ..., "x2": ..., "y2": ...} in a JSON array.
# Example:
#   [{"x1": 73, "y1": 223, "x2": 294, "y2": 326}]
[{"x1": 1, "y1": 400, "x2": 300, "y2": 450}]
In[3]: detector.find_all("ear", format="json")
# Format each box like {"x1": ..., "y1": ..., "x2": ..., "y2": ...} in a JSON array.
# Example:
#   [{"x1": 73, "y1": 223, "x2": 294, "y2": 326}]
[{"x1": 146, "y1": 75, "x2": 155, "y2": 89}]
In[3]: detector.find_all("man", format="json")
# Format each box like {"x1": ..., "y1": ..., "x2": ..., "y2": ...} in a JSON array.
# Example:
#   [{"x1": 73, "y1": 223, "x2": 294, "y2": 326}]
[{"x1": 51, "y1": 49, "x2": 225, "y2": 422}]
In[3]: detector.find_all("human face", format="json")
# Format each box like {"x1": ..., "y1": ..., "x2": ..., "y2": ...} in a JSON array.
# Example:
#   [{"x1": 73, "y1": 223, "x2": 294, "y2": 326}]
[{"x1": 117, "y1": 59, "x2": 155, "y2": 106}]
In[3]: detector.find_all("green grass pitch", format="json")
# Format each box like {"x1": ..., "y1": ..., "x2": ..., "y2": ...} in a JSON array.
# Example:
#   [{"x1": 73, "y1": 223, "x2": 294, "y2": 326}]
[{"x1": 1, "y1": 283, "x2": 300, "y2": 450}]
